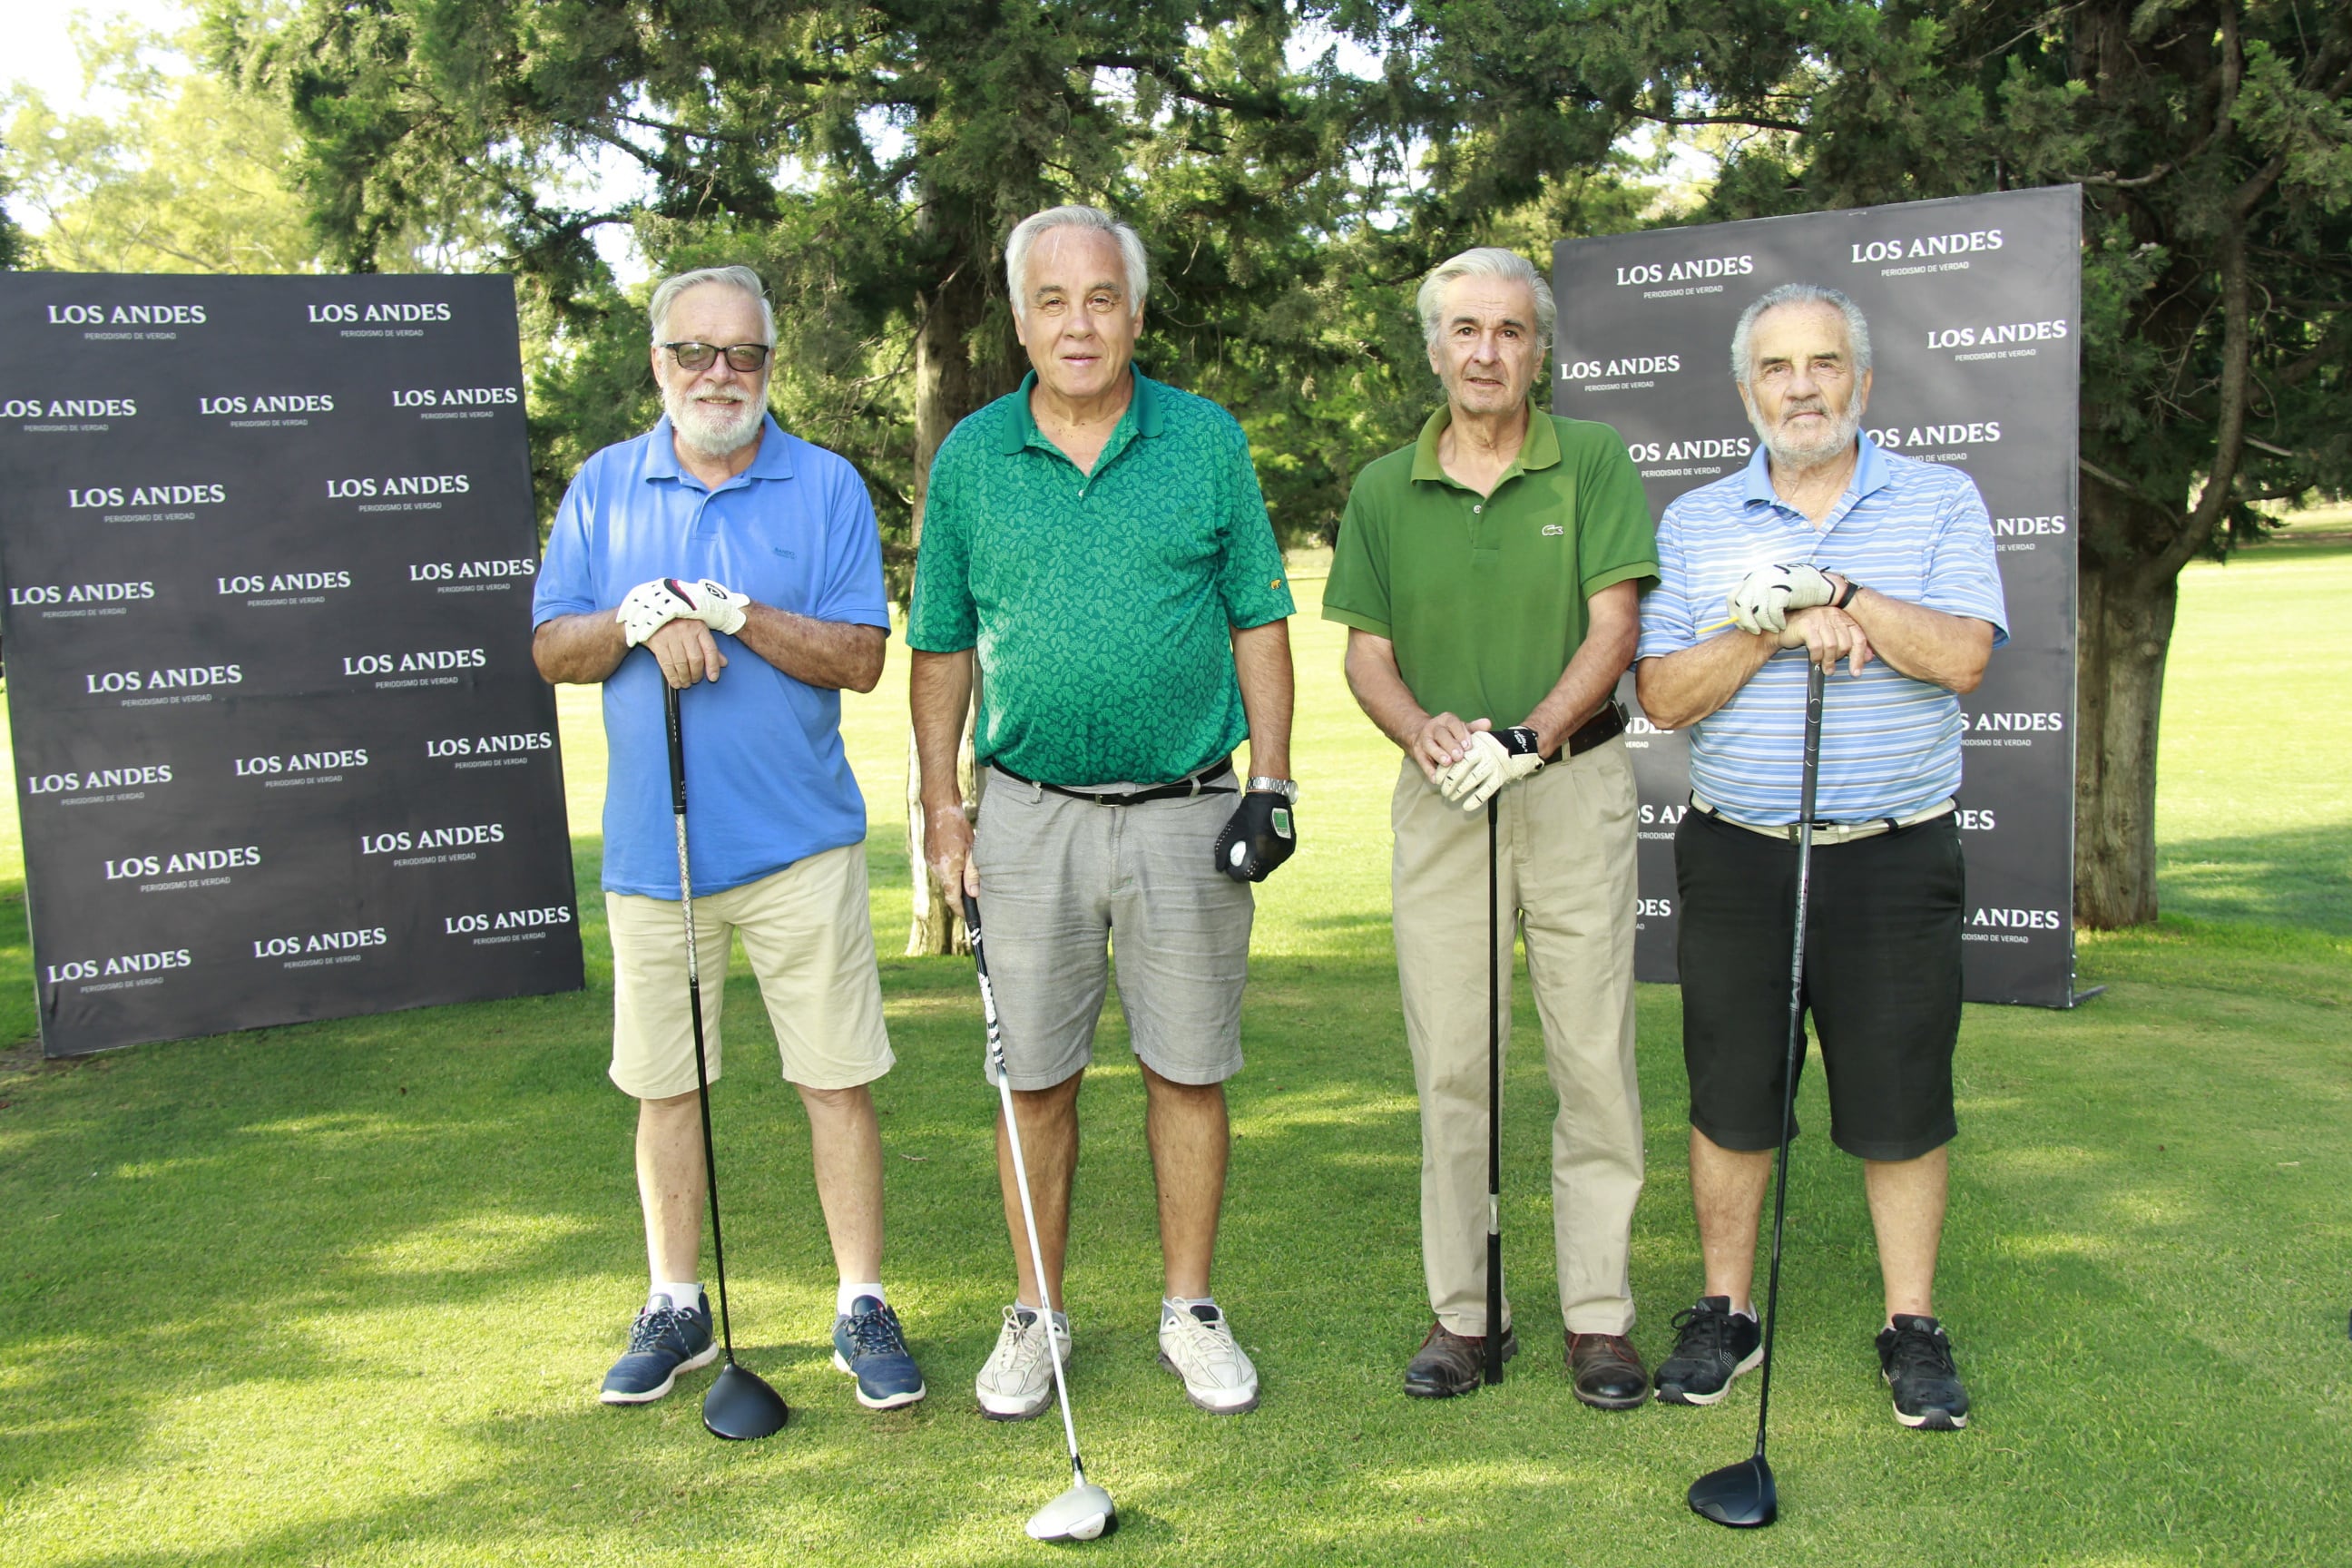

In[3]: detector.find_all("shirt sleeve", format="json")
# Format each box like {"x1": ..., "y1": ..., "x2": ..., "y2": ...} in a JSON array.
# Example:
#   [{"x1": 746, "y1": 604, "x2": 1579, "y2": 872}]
[
  {"x1": 532, "y1": 465, "x2": 601, "y2": 627},
  {"x1": 904, "y1": 434, "x2": 978, "y2": 652},
  {"x1": 1636, "y1": 498, "x2": 1698, "y2": 660},
  {"x1": 809, "y1": 461, "x2": 893, "y2": 632},
  {"x1": 1211, "y1": 419, "x2": 1296, "y2": 630},
  {"x1": 1918, "y1": 473, "x2": 2010, "y2": 646},
  {"x1": 1319, "y1": 470, "x2": 1392, "y2": 638},
  {"x1": 1572, "y1": 422, "x2": 1660, "y2": 598}
]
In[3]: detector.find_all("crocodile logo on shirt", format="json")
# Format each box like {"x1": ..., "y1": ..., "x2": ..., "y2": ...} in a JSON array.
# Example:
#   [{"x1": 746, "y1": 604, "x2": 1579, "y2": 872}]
[{"x1": 1542, "y1": 524, "x2": 1565, "y2": 536}]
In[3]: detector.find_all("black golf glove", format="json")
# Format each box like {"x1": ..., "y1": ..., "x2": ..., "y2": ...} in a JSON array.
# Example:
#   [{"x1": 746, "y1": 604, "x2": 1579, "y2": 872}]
[{"x1": 1214, "y1": 790, "x2": 1297, "y2": 882}]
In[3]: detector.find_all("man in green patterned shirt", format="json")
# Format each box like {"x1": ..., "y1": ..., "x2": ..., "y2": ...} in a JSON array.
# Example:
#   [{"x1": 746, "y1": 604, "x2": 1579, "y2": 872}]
[{"x1": 907, "y1": 204, "x2": 1297, "y2": 1421}]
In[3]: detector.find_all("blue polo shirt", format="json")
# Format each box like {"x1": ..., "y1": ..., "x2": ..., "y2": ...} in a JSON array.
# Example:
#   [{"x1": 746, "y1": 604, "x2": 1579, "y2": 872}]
[
  {"x1": 534, "y1": 415, "x2": 891, "y2": 897},
  {"x1": 1637, "y1": 434, "x2": 2008, "y2": 824}
]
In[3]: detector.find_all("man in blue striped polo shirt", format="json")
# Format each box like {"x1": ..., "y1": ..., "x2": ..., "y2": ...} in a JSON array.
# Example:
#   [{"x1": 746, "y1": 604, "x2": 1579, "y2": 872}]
[{"x1": 1634, "y1": 283, "x2": 2005, "y2": 1432}]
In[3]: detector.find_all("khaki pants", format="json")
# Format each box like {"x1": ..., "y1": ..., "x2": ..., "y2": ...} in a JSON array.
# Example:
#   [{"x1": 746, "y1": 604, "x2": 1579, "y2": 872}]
[{"x1": 1391, "y1": 739, "x2": 1643, "y2": 1338}]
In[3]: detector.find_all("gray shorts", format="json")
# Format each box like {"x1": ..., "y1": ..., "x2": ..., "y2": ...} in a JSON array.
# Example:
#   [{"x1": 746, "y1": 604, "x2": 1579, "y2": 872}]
[{"x1": 969, "y1": 765, "x2": 1254, "y2": 1090}]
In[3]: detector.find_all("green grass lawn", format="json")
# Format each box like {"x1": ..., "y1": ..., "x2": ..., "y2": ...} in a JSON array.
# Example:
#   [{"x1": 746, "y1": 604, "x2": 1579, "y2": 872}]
[{"x1": 0, "y1": 550, "x2": 2346, "y2": 1566}]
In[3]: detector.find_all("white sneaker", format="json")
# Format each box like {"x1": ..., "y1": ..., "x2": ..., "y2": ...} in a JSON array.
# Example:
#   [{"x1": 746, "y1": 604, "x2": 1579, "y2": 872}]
[
  {"x1": 1159, "y1": 1300, "x2": 1259, "y2": 1414},
  {"x1": 975, "y1": 1304, "x2": 1071, "y2": 1421}
]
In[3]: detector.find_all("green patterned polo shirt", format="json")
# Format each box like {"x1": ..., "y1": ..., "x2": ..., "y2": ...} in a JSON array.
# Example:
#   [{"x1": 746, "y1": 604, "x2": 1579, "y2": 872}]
[{"x1": 906, "y1": 368, "x2": 1295, "y2": 786}]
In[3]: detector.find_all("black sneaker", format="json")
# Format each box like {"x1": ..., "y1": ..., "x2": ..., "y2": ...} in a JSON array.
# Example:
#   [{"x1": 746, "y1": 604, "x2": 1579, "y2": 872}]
[
  {"x1": 600, "y1": 1290, "x2": 718, "y2": 1405},
  {"x1": 1652, "y1": 1296, "x2": 1763, "y2": 1406},
  {"x1": 1877, "y1": 1314, "x2": 1970, "y2": 1429}
]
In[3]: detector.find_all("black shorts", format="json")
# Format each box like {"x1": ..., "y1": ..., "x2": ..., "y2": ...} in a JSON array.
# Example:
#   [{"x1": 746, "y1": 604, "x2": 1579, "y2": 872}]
[{"x1": 1674, "y1": 808, "x2": 1965, "y2": 1161}]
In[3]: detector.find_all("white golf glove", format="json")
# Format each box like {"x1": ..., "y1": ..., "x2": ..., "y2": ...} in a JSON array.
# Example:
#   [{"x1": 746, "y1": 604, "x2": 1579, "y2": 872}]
[
  {"x1": 1436, "y1": 726, "x2": 1544, "y2": 811},
  {"x1": 1726, "y1": 563, "x2": 1835, "y2": 635},
  {"x1": 617, "y1": 577, "x2": 750, "y2": 646},
  {"x1": 680, "y1": 577, "x2": 750, "y2": 637}
]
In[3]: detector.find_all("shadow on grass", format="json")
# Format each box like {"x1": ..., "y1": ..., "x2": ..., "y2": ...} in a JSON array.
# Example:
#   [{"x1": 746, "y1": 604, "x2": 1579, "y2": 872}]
[
  {"x1": 2159, "y1": 821, "x2": 2352, "y2": 934},
  {"x1": 6, "y1": 836, "x2": 2352, "y2": 1564}
]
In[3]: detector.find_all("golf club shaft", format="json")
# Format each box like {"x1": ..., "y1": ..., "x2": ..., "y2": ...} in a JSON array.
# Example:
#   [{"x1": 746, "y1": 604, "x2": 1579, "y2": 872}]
[
  {"x1": 666, "y1": 680, "x2": 738, "y2": 1360},
  {"x1": 965, "y1": 894, "x2": 1088, "y2": 1483},
  {"x1": 1485, "y1": 794, "x2": 1503, "y2": 1384},
  {"x1": 1750, "y1": 656, "x2": 1827, "y2": 1458}
]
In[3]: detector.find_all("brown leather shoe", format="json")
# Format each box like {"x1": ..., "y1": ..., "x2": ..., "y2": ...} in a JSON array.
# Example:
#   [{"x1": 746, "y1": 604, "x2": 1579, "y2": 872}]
[
  {"x1": 1404, "y1": 1319, "x2": 1519, "y2": 1398},
  {"x1": 1567, "y1": 1331, "x2": 1650, "y2": 1409}
]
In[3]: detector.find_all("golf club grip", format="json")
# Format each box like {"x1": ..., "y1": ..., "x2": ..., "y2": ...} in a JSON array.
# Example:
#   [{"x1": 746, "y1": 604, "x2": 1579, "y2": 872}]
[
  {"x1": 664, "y1": 677, "x2": 685, "y2": 814},
  {"x1": 962, "y1": 892, "x2": 986, "y2": 975}
]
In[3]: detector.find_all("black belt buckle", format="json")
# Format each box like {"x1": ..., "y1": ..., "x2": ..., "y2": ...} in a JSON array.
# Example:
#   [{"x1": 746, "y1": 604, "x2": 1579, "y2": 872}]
[{"x1": 1547, "y1": 700, "x2": 1629, "y2": 764}]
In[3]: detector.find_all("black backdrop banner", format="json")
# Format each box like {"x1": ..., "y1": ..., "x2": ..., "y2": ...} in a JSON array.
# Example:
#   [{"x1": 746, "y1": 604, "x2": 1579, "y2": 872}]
[
  {"x1": 0, "y1": 273, "x2": 584, "y2": 1057},
  {"x1": 1553, "y1": 187, "x2": 2081, "y2": 1006}
]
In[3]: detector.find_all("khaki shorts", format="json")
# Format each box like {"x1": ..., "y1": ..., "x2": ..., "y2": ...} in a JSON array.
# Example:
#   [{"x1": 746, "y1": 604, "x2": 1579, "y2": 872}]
[
  {"x1": 970, "y1": 766, "x2": 1253, "y2": 1091},
  {"x1": 606, "y1": 843, "x2": 893, "y2": 1100}
]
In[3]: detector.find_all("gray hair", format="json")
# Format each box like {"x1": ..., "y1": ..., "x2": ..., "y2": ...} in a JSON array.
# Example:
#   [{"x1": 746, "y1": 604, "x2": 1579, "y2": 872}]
[
  {"x1": 1416, "y1": 248, "x2": 1556, "y2": 350},
  {"x1": 1004, "y1": 205, "x2": 1149, "y2": 315},
  {"x1": 1731, "y1": 283, "x2": 1872, "y2": 386},
  {"x1": 647, "y1": 265, "x2": 776, "y2": 346}
]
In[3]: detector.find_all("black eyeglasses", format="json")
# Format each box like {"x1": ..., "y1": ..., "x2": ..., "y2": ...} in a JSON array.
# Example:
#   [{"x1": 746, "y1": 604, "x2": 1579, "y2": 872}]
[{"x1": 661, "y1": 341, "x2": 771, "y2": 373}]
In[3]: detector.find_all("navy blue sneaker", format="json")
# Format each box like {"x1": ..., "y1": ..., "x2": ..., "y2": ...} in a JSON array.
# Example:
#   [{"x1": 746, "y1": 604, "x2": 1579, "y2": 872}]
[
  {"x1": 600, "y1": 1290, "x2": 718, "y2": 1406},
  {"x1": 831, "y1": 1296, "x2": 926, "y2": 1410}
]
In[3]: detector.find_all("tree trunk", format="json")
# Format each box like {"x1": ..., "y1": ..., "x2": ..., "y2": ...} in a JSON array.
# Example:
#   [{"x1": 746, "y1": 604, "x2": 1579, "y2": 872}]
[
  {"x1": 902, "y1": 231, "x2": 1020, "y2": 956},
  {"x1": 2073, "y1": 533, "x2": 2180, "y2": 930}
]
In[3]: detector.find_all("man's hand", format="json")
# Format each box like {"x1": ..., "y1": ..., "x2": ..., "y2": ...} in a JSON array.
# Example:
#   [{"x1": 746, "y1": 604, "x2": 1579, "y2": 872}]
[
  {"x1": 1778, "y1": 605, "x2": 1874, "y2": 676},
  {"x1": 926, "y1": 801, "x2": 978, "y2": 897},
  {"x1": 618, "y1": 578, "x2": 699, "y2": 647},
  {"x1": 682, "y1": 578, "x2": 749, "y2": 637},
  {"x1": 1409, "y1": 711, "x2": 1485, "y2": 781},
  {"x1": 645, "y1": 618, "x2": 728, "y2": 688},
  {"x1": 1436, "y1": 726, "x2": 1544, "y2": 811},
  {"x1": 1214, "y1": 791, "x2": 1297, "y2": 882},
  {"x1": 1727, "y1": 563, "x2": 1835, "y2": 635},
  {"x1": 618, "y1": 576, "x2": 750, "y2": 647}
]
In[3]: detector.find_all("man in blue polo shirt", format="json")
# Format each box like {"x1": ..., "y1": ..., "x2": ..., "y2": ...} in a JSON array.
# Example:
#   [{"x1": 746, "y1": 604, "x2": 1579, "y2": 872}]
[
  {"x1": 533, "y1": 264, "x2": 925, "y2": 1414},
  {"x1": 1635, "y1": 283, "x2": 2005, "y2": 1432}
]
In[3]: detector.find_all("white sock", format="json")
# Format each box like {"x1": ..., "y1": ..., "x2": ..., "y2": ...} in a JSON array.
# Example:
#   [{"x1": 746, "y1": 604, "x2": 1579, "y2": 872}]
[
  {"x1": 1731, "y1": 1303, "x2": 1757, "y2": 1321},
  {"x1": 837, "y1": 1280, "x2": 886, "y2": 1317},
  {"x1": 651, "y1": 1281, "x2": 701, "y2": 1312}
]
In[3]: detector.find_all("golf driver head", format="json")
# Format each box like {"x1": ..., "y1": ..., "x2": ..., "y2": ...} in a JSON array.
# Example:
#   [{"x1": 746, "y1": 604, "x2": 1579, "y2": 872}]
[
  {"x1": 1025, "y1": 1481, "x2": 1117, "y2": 1543},
  {"x1": 701, "y1": 1359, "x2": 789, "y2": 1441},
  {"x1": 1688, "y1": 1455, "x2": 1776, "y2": 1528}
]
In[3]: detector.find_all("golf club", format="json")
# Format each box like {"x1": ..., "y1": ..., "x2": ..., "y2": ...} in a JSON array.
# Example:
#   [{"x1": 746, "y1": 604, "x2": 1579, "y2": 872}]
[
  {"x1": 1688, "y1": 655, "x2": 1828, "y2": 1528},
  {"x1": 964, "y1": 891, "x2": 1116, "y2": 1544},
  {"x1": 664, "y1": 679, "x2": 790, "y2": 1443},
  {"x1": 1485, "y1": 794, "x2": 1505, "y2": 1386}
]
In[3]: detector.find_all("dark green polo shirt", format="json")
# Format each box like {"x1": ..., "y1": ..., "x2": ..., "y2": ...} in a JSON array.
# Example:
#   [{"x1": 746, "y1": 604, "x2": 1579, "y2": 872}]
[
  {"x1": 1323, "y1": 407, "x2": 1657, "y2": 727},
  {"x1": 906, "y1": 369, "x2": 1295, "y2": 785}
]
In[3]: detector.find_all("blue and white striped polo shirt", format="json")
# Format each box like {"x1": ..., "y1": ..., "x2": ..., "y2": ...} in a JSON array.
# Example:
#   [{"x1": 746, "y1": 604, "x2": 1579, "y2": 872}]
[{"x1": 1637, "y1": 434, "x2": 2008, "y2": 825}]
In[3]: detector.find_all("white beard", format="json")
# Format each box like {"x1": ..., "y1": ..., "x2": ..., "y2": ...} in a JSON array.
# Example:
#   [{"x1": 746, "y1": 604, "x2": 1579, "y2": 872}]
[
  {"x1": 664, "y1": 382, "x2": 766, "y2": 459},
  {"x1": 1752, "y1": 396, "x2": 1864, "y2": 470}
]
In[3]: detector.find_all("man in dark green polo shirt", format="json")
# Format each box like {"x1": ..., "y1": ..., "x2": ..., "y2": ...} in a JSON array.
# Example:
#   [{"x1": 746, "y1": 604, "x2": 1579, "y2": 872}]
[
  {"x1": 1324, "y1": 246, "x2": 1657, "y2": 1406},
  {"x1": 907, "y1": 204, "x2": 1297, "y2": 1421}
]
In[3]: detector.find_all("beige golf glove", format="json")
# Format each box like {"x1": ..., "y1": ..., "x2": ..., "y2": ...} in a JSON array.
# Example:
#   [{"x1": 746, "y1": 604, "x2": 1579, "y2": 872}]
[
  {"x1": 1436, "y1": 726, "x2": 1545, "y2": 811},
  {"x1": 1726, "y1": 563, "x2": 1835, "y2": 634},
  {"x1": 680, "y1": 578, "x2": 750, "y2": 637}
]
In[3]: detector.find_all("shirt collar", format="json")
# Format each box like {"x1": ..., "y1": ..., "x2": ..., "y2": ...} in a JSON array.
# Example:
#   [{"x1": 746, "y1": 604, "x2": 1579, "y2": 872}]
[
  {"x1": 1742, "y1": 429, "x2": 1889, "y2": 514},
  {"x1": 643, "y1": 413, "x2": 793, "y2": 489},
  {"x1": 999, "y1": 367, "x2": 1164, "y2": 456},
  {"x1": 1408, "y1": 400, "x2": 1561, "y2": 487}
]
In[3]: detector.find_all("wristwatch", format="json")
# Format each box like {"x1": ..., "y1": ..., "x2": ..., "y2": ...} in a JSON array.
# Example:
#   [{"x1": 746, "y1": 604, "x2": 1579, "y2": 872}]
[
  {"x1": 1831, "y1": 575, "x2": 1864, "y2": 610},
  {"x1": 1246, "y1": 776, "x2": 1299, "y2": 802}
]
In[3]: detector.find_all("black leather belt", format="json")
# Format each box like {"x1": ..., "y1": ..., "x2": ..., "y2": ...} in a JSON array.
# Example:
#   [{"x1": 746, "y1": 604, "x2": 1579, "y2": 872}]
[
  {"x1": 1544, "y1": 700, "x2": 1628, "y2": 763},
  {"x1": 990, "y1": 759, "x2": 1238, "y2": 806}
]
